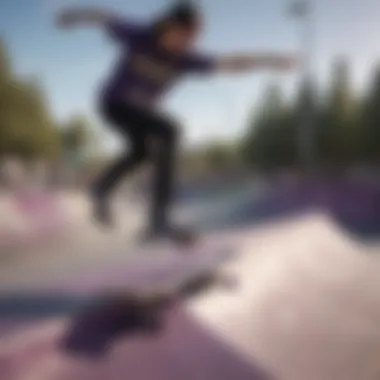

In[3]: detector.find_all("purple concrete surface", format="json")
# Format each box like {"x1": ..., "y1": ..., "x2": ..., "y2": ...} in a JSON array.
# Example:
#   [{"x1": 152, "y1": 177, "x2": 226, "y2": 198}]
[
  {"x1": 0, "y1": 239, "x2": 272, "y2": 380},
  {"x1": 2, "y1": 178, "x2": 380, "y2": 380},
  {"x1": 219, "y1": 178, "x2": 380, "y2": 238},
  {"x1": 0, "y1": 191, "x2": 69, "y2": 252},
  {"x1": 0, "y1": 308, "x2": 272, "y2": 380}
]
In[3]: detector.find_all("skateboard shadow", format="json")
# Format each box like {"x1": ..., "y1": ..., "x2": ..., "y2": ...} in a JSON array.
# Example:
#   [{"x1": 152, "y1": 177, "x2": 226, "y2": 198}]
[
  {"x1": 61, "y1": 304, "x2": 275, "y2": 380},
  {"x1": 0, "y1": 247, "x2": 237, "y2": 358},
  {"x1": 0, "y1": 293, "x2": 274, "y2": 380},
  {"x1": 61, "y1": 292, "x2": 173, "y2": 358},
  {"x1": 0, "y1": 271, "x2": 233, "y2": 358},
  {"x1": 0, "y1": 291, "x2": 173, "y2": 357}
]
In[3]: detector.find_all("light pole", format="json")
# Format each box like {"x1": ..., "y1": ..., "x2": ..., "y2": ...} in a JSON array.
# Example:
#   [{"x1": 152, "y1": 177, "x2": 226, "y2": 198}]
[{"x1": 288, "y1": 0, "x2": 316, "y2": 169}]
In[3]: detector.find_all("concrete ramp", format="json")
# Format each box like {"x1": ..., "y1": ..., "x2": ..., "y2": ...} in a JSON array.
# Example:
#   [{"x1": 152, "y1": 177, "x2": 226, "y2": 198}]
[
  {"x1": 1, "y1": 214, "x2": 380, "y2": 380},
  {"x1": 188, "y1": 214, "x2": 380, "y2": 380}
]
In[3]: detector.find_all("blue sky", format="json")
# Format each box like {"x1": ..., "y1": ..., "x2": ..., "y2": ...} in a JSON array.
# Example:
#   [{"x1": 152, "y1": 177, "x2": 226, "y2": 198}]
[{"x1": 1, "y1": 0, "x2": 380, "y2": 151}]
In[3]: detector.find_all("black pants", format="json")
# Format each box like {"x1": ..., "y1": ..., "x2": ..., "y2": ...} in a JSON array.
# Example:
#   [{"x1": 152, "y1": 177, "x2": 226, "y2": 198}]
[{"x1": 93, "y1": 100, "x2": 179, "y2": 231}]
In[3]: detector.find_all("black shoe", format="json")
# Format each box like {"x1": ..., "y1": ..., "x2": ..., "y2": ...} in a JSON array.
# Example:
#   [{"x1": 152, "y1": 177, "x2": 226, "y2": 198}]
[{"x1": 143, "y1": 225, "x2": 197, "y2": 246}]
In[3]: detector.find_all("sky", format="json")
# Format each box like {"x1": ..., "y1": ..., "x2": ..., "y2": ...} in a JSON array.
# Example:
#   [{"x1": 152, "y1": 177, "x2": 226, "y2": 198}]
[{"x1": 1, "y1": 0, "x2": 380, "y2": 152}]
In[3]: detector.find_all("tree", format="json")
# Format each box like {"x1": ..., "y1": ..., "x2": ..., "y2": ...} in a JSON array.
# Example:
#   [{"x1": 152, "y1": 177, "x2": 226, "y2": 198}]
[
  {"x1": 240, "y1": 82, "x2": 296, "y2": 169},
  {"x1": 0, "y1": 41, "x2": 60, "y2": 161},
  {"x1": 60, "y1": 114, "x2": 94, "y2": 168},
  {"x1": 359, "y1": 64, "x2": 380, "y2": 164},
  {"x1": 15, "y1": 80, "x2": 60, "y2": 159},
  {"x1": 0, "y1": 41, "x2": 15, "y2": 157},
  {"x1": 0, "y1": 38, "x2": 11, "y2": 84},
  {"x1": 317, "y1": 58, "x2": 358, "y2": 165},
  {"x1": 201, "y1": 141, "x2": 238, "y2": 171}
]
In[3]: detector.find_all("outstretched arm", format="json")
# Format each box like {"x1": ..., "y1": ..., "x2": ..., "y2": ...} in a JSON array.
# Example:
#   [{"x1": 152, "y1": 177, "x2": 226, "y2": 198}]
[
  {"x1": 56, "y1": 7, "x2": 141, "y2": 44},
  {"x1": 215, "y1": 53, "x2": 300, "y2": 73},
  {"x1": 56, "y1": 7, "x2": 115, "y2": 28}
]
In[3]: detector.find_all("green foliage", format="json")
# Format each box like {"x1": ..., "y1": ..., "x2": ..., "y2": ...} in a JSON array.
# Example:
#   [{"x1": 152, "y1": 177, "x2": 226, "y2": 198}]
[
  {"x1": 61, "y1": 115, "x2": 90, "y2": 154},
  {"x1": 241, "y1": 83, "x2": 297, "y2": 169},
  {"x1": 359, "y1": 65, "x2": 380, "y2": 163},
  {"x1": 0, "y1": 42, "x2": 60, "y2": 160},
  {"x1": 240, "y1": 57, "x2": 380, "y2": 170},
  {"x1": 317, "y1": 58, "x2": 357, "y2": 164},
  {"x1": 200, "y1": 141, "x2": 239, "y2": 171},
  {"x1": 0, "y1": 39, "x2": 11, "y2": 84},
  {"x1": 182, "y1": 141, "x2": 239, "y2": 176},
  {"x1": 0, "y1": 39, "x2": 96, "y2": 168}
]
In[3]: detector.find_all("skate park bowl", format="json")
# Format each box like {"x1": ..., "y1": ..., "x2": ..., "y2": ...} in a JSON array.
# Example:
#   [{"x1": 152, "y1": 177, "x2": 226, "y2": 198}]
[
  {"x1": 0, "y1": 190, "x2": 74, "y2": 255},
  {"x1": 183, "y1": 176, "x2": 380, "y2": 241},
  {"x1": 1, "y1": 177, "x2": 380, "y2": 380}
]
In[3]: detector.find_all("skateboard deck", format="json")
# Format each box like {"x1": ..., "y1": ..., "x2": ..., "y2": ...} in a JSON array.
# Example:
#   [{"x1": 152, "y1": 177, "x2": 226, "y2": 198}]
[{"x1": 61, "y1": 243, "x2": 238, "y2": 357}]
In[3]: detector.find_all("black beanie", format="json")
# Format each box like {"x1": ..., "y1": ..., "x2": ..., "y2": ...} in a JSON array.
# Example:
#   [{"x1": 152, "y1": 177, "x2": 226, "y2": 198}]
[
  {"x1": 153, "y1": 1, "x2": 199, "y2": 33},
  {"x1": 166, "y1": 1, "x2": 199, "y2": 26}
]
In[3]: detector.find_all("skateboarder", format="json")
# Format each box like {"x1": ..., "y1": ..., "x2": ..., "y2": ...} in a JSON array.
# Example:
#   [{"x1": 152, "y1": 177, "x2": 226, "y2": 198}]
[{"x1": 56, "y1": 1, "x2": 299, "y2": 243}]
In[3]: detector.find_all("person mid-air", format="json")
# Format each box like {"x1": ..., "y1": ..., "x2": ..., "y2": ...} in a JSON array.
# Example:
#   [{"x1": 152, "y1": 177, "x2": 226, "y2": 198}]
[{"x1": 57, "y1": 1, "x2": 299, "y2": 244}]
